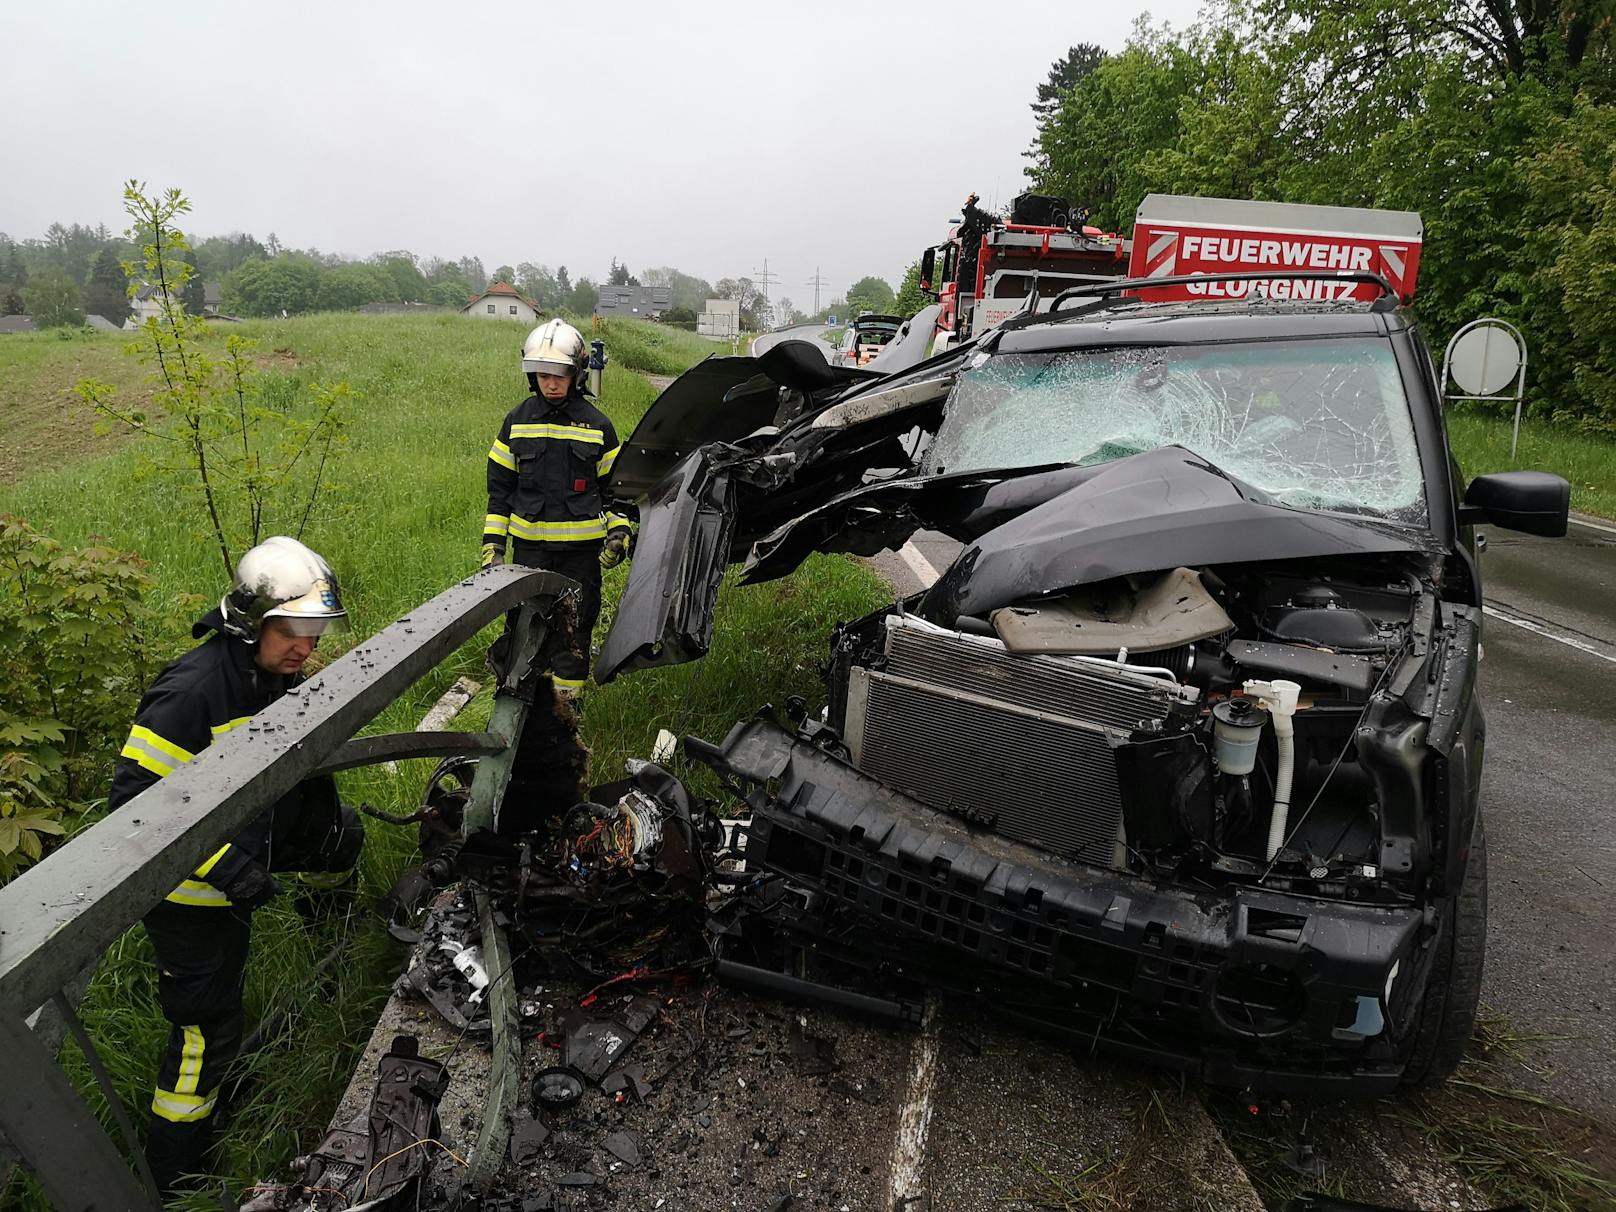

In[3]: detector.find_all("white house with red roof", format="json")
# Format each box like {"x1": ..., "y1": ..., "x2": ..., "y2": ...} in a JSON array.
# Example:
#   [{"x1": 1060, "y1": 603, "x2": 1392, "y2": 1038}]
[{"x1": 462, "y1": 281, "x2": 541, "y2": 323}]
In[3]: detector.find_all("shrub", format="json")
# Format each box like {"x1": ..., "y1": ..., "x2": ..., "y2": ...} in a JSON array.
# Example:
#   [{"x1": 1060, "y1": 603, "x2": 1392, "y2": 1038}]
[{"x1": 0, "y1": 516, "x2": 166, "y2": 879}]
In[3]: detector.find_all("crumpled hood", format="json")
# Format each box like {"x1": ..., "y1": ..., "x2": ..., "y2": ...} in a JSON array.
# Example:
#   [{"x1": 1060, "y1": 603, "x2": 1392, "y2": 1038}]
[{"x1": 920, "y1": 446, "x2": 1439, "y2": 623}]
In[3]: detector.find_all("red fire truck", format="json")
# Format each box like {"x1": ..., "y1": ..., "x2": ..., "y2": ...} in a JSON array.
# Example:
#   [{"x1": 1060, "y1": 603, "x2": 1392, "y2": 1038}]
[
  {"x1": 1128, "y1": 193, "x2": 1423, "y2": 303},
  {"x1": 920, "y1": 191, "x2": 1130, "y2": 351}
]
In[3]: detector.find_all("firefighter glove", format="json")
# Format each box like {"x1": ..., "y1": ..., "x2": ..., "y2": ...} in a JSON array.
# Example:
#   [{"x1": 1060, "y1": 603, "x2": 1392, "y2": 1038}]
[
  {"x1": 599, "y1": 529, "x2": 631, "y2": 569},
  {"x1": 481, "y1": 543, "x2": 500, "y2": 569},
  {"x1": 222, "y1": 862, "x2": 283, "y2": 911}
]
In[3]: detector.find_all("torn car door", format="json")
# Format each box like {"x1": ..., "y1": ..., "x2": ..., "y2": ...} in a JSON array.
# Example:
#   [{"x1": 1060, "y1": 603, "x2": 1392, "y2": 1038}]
[
  {"x1": 596, "y1": 450, "x2": 735, "y2": 683},
  {"x1": 599, "y1": 356, "x2": 963, "y2": 684}
]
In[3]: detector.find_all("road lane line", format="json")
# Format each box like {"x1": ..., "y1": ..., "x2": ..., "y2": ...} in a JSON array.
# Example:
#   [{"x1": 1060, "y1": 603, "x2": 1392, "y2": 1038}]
[
  {"x1": 1482, "y1": 603, "x2": 1616, "y2": 665},
  {"x1": 1570, "y1": 513, "x2": 1616, "y2": 538},
  {"x1": 897, "y1": 541, "x2": 941, "y2": 588},
  {"x1": 886, "y1": 994, "x2": 941, "y2": 1211}
]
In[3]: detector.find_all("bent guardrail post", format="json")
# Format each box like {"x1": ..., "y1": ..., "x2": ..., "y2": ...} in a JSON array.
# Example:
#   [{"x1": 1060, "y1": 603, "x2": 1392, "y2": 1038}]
[
  {"x1": 0, "y1": 566, "x2": 569, "y2": 1209},
  {"x1": 463, "y1": 599, "x2": 554, "y2": 1186}
]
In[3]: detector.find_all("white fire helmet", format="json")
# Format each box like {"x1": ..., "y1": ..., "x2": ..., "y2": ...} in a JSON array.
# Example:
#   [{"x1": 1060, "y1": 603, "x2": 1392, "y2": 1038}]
[
  {"x1": 521, "y1": 318, "x2": 587, "y2": 386},
  {"x1": 221, "y1": 536, "x2": 349, "y2": 641}
]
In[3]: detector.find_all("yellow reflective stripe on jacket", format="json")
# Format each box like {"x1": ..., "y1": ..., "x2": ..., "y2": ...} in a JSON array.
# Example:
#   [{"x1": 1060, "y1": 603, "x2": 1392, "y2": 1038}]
[
  {"x1": 508, "y1": 423, "x2": 604, "y2": 443},
  {"x1": 165, "y1": 880, "x2": 232, "y2": 907},
  {"x1": 121, "y1": 725, "x2": 242, "y2": 905},
  {"x1": 597, "y1": 443, "x2": 622, "y2": 475},
  {"x1": 175, "y1": 1025, "x2": 205, "y2": 1095},
  {"x1": 120, "y1": 725, "x2": 196, "y2": 778},
  {"x1": 193, "y1": 844, "x2": 232, "y2": 879},
  {"x1": 489, "y1": 439, "x2": 517, "y2": 471},
  {"x1": 484, "y1": 513, "x2": 510, "y2": 538},
  {"x1": 604, "y1": 510, "x2": 636, "y2": 535},
  {"x1": 549, "y1": 674, "x2": 586, "y2": 690},
  {"x1": 151, "y1": 1086, "x2": 218, "y2": 1123},
  {"x1": 507, "y1": 514, "x2": 609, "y2": 542}
]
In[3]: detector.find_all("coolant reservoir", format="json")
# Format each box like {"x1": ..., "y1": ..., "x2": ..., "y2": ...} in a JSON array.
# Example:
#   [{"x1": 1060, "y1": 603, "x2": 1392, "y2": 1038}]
[{"x1": 1212, "y1": 697, "x2": 1267, "y2": 775}]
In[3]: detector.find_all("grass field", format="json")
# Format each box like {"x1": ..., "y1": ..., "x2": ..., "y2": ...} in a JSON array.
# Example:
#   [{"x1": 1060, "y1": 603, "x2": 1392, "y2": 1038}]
[
  {"x1": 1447, "y1": 407, "x2": 1616, "y2": 520},
  {"x1": 0, "y1": 312, "x2": 892, "y2": 1205}
]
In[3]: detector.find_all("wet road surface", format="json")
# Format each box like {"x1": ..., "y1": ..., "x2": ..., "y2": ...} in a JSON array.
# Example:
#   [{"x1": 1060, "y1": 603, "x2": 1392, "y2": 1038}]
[
  {"x1": 1472, "y1": 517, "x2": 1616, "y2": 1119},
  {"x1": 750, "y1": 323, "x2": 833, "y2": 360}
]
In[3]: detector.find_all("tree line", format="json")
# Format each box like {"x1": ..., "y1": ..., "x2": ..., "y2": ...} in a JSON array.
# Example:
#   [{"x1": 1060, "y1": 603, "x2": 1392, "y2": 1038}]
[
  {"x1": 1025, "y1": 0, "x2": 1616, "y2": 433},
  {"x1": 0, "y1": 217, "x2": 908, "y2": 335}
]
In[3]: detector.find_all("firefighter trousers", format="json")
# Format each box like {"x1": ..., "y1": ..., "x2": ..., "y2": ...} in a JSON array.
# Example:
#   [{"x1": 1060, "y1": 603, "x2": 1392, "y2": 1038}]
[
  {"x1": 509, "y1": 540, "x2": 602, "y2": 690},
  {"x1": 142, "y1": 799, "x2": 362, "y2": 1193}
]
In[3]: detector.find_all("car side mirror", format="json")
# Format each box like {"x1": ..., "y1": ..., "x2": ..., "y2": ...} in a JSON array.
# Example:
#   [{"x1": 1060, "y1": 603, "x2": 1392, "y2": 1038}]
[
  {"x1": 1458, "y1": 470, "x2": 1570, "y2": 536},
  {"x1": 919, "y1": 248, "x2": 936, "y2": 294}
]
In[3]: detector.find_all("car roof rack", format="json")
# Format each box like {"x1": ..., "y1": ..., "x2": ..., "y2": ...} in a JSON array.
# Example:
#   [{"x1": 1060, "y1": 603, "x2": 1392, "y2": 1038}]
[{"x1": 1042, "y1": 270, "x2": 1403, "y2": 318}]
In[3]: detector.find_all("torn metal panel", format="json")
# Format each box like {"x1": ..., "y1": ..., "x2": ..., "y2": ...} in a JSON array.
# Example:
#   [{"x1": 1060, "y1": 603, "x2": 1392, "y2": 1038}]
[
  {"x1": 606, "y1": 349, "x2": 873, "y2": 499},
  {"x1": 595, "y1": 452, "x2": 735, "y2": 683}
]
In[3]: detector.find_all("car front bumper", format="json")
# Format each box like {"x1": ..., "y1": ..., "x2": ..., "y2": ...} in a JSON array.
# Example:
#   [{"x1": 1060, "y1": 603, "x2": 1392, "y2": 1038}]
[{"x1": 688, "y1": 714, "x2": 1433, "y2": 1095}]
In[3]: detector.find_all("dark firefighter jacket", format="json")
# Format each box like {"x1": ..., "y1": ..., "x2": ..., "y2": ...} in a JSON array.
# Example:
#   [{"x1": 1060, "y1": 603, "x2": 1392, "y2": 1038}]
[
  {"x1": 109, "y1": 607, "x2": 341, "y2": 907},
  {"x1": 483, "y1": 388, "x2": 635, "y2": 551}
]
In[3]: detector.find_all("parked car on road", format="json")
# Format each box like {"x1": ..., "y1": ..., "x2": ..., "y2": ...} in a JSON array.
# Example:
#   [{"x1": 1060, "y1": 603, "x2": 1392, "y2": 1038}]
[{"x1": 834, "y1": 312, "x2": 903, "y2": 366}]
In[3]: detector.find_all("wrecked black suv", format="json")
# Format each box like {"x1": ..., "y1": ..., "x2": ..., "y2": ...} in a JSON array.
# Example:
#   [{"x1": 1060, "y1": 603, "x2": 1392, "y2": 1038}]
[{"x1": 595, "y1": 270, "x2": 1569, "y2": 1094}]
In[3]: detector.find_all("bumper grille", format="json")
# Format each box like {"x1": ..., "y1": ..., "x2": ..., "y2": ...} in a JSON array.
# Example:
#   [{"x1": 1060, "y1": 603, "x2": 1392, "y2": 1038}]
[{"x1": 846, "y1": 617, "x2": 1196, "y2": 863}]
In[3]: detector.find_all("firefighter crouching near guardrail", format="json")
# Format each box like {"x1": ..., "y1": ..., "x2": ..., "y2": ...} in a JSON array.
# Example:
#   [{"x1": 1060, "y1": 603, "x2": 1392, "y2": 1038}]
[
  {"x1": 481, "y1": 319, "x2": 636, "y2": 690},
  {"x1": 108, "y1": 536, "x2": 365, "y2": 1195}
]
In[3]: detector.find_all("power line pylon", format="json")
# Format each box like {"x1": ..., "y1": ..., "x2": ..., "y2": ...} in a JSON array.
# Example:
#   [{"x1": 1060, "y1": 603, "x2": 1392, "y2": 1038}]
[{"x1": 807, "y1": 267, "x2": 829, "y2": 314}]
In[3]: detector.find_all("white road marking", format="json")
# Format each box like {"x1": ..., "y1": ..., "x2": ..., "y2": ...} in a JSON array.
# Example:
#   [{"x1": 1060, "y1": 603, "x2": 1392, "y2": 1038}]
[
  {"x1": 1482, "y1": 604, "x2": 1616, "y2": 665},
  {"x1": 1570, "y1": 513, "x2": 1616, "y2": 538},
  {"x1": 886, "y1": 995, "x2": 941, "y2": 1211},
  {"x1": 897, "y1": 541, "x2": 941, "y2": 588}
]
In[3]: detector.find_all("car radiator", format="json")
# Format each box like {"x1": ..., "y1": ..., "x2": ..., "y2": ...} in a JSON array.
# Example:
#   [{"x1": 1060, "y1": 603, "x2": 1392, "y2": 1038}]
[{"x1": 844, "y1": 615, "x2": 1199, "y2": 864}]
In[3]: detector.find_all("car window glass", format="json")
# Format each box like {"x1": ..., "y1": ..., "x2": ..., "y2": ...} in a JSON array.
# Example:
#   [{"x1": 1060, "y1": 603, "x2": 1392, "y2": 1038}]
[{"x1": 926, "y1": 338, "x2": 1428, "y2": 525}]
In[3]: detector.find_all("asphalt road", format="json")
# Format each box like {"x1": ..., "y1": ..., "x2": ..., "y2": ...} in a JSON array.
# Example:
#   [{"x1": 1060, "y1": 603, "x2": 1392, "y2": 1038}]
[
  {"x1": 873, "y1": 515, "x2": 1616, "y2": 1123},
  {"x1": 750, "y1": 322, "x2": 833, "y2": 360},
  {"x1": 1471, "y1": 516, "x2": 1616, "y2": 1119}
]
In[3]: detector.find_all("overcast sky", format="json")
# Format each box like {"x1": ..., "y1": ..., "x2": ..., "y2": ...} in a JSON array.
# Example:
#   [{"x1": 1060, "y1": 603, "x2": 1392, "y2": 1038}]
[{"x1": 2, "y1": 0, "x2": 1205, "y2": 304}]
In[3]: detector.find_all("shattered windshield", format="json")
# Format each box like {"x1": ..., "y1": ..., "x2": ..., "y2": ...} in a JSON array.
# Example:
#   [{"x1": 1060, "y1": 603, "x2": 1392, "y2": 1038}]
[{"x1": 925, "y1": 339, "x2": 1428, "y2": 525}]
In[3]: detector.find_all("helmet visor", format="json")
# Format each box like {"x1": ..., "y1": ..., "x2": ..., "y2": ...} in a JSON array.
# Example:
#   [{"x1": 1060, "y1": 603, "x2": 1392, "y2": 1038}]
[
  {"x1": 523, "y1": 357, "x2": 576, "y2": 376},
  {"x1": 268, "y1": 612, "x2": 349, "y2": 638},
  {"x1": 261, "y1": 582, "x2": 349, "y2": 637}
]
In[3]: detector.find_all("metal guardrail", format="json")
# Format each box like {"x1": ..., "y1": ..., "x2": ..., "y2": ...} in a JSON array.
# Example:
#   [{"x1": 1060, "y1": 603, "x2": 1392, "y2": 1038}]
[{"x1": 0, "y1": 565, "x2": 569, "y2": 1210}]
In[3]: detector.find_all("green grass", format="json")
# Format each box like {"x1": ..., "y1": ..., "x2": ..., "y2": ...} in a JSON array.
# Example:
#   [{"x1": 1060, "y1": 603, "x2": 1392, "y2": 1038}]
[
  {"x1": 0, "y1": 311, "x2": 889, "y2": 1207},
  {"x1": 573, "y1": 314, "x2": 734, "y2": 376},
  {"x1": 1448, "y1": 406, "x2": 1616, "y2": 520}
]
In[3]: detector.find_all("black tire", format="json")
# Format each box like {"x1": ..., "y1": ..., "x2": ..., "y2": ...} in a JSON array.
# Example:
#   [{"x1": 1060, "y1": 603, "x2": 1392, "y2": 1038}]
[{"x1": 1401, "y1": 818, "x2": 1488, "y2": 1086}]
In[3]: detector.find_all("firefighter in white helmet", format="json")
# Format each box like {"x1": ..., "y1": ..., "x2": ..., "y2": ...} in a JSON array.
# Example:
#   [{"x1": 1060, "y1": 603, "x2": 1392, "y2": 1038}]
[
  {"x1": 483, "y1": 319, "x2": 635, "y2": 690},
  {"x1": 109, "y1": 537, "x2": 364, "y2": 1194}
]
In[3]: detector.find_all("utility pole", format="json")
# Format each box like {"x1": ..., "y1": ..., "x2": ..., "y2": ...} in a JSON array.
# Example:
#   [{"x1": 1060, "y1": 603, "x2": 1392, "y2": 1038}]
[
  {"x1": 752, "y1": 258, "x2": 779, "y2": 305},
  {"x1": 749, "y1": 258, "x2": 780, "y2": 330},
  {"x1": 807, "y1": 267, "x2": 829, "y2": 316}
]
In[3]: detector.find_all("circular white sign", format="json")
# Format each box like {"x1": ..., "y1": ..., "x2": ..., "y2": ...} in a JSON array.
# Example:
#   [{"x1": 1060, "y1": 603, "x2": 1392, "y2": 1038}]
[{"x1": 1450, "y1": 325, "x2": 1521, "y2": 397}]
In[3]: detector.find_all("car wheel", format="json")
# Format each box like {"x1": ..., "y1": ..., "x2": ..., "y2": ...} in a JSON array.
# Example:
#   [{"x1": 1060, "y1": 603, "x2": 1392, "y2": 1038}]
[{"x1": 1401, "y1": 818, "x2": 1488, "y2": 1086}]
